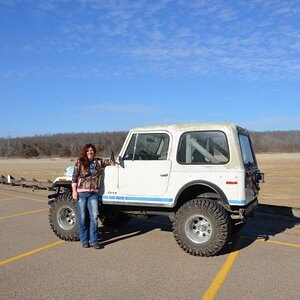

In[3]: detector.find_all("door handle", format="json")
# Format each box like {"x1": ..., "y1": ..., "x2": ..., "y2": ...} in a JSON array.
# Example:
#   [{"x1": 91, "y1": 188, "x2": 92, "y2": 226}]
[{"x1": 160, "y1": 174, "x2": 169, "y2": 177}]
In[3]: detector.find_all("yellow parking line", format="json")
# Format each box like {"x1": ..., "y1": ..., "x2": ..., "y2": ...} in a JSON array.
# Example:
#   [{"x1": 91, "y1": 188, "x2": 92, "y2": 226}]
[
  {"x1": 0, "y1": 191, "x2": 47, "y2": 203},
  {"x1": 0, "y1": 240, "x2": 64, "y2": 266},
  {"x1": 260, "y1": 239, "x2": 300, "y2": 249},
  {"x1": 0, "y1": 194, "x2": 23, "y2": 202},
  {"x1": 241, "y1": 235, "x2": 300, "y2": 249},
  {"x1": 202, "y1": 238, "x2": 243, "y2": 300},
  {"x1": 0, "y1": 208, "x2": 48, "y2": 220}
]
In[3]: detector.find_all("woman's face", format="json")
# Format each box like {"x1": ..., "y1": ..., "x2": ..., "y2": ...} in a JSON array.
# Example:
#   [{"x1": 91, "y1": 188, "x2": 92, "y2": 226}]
[{"x1": 86, "y1": 147, "x2": 95, "y2": 161}]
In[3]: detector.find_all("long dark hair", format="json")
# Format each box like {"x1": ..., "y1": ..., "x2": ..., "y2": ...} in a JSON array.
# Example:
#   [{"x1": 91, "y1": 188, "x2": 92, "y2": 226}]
[{"x1": 78, "y1": 143, "x2": 96, "y2": 172}]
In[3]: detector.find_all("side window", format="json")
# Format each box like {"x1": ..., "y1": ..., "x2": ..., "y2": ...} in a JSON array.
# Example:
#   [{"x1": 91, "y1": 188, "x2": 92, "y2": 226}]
[
  {"x1": 123, "y1": 133, "x2": 170, "y2": 160},
  {"x1": 239, "y1": 134, "x2": 256, "y2": 167},
  {"x1": 177, "y1": 131, "x2": 229, "y2": 164},
  {"x1": 123, "y1": 134, "x2": 137, "y2": 160}
]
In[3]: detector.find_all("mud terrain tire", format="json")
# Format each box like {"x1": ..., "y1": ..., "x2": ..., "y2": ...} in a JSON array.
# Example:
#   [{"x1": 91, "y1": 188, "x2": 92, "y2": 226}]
[
  {"x1": 49, "y1": 192, "x2": 79, "y2": 241},
  {"x1": 173, "y1": 198, "x2": 230, "y2": 256}
]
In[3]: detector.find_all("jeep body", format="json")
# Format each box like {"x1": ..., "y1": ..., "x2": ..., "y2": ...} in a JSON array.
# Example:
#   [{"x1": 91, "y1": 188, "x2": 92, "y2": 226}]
[{"x1": 48, "y1": 123, "x2": 263, "y2": 256}]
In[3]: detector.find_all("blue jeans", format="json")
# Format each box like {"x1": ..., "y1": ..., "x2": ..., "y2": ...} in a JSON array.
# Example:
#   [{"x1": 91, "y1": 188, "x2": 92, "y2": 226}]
[{"x1": 77, "y1": 192, "x2": 99, "y2": 245}]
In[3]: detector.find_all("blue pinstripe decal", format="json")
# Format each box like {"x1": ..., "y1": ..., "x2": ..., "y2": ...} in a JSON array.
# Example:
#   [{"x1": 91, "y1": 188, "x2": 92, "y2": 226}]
[
  {"x1": 102, "y1": 195, "x2": 173, "y2": 203},
  {"x1": 228, "y1": 199, "x2": 246, "y2": 205},
  {"x1": 103, "y1": 195, "x2": 246, "y2": 205}
]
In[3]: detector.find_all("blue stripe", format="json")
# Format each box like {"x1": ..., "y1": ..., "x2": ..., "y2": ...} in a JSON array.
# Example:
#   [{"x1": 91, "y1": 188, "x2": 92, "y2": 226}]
[
  {"x1": 103, "y1": 195, "x2": 245, "y2": 205},
  {"x1": 228, "y1": 199, "x2": 246, "y2": 205},
  {"x1": 102, "y1": 195, "x2": 173, "y2": 203}
]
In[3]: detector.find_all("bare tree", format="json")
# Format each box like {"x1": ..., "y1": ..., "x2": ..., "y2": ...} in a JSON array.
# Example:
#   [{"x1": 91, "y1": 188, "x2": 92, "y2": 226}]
[{"x1": 0, "y1": 130, "x2": 299, "y2": 158}]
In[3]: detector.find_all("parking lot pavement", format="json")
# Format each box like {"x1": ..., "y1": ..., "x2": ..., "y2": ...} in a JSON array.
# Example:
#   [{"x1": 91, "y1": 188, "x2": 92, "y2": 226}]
[{"x1": 0, "y1": 186, "x2": 299, "y2": 300}]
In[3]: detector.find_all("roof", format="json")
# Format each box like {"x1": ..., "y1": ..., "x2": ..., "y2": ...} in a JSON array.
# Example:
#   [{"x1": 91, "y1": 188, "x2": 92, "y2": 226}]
[{"x1": 130, "y1": 122, "x2": 239, "y2": 132}]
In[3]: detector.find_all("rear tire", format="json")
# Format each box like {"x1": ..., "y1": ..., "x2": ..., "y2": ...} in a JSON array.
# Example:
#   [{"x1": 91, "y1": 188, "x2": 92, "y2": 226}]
[
  {"x1": 49, "y1": 192, "x2": 79, "y2": 241},
  {"x1": 173, "y1": 198, "x2": 230, "y2": 256}
]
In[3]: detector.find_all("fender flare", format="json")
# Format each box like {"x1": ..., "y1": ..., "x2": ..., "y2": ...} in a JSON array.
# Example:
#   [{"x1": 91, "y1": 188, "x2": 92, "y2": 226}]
[
  {"x1": 174, "y1": 180, "x2": 229, "y2": 206},
  {"x1": 52, "y1": 181, "x2": 72, "y2": 189},
  {"x1": 48, "y1": 181, "x2": 72, "y2": 202}
]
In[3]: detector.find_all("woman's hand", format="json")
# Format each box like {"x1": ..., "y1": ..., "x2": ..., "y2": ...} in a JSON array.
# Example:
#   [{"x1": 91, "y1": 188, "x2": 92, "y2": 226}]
[{"x1": 72, "y1": 190, "x2": 78, "y2": 201}]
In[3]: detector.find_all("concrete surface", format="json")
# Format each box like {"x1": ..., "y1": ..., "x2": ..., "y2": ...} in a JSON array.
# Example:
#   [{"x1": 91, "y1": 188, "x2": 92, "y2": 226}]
[{"x1": 0, "y1": 185, "x2": 299, "y2": 300}]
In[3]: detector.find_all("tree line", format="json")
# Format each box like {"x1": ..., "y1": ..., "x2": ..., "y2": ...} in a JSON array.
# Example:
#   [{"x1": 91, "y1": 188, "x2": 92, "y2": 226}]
[
  {"x1": 0, "y1": 130, "x2": 299, "y2": 158},
  {"x1": 250, "y1": 131, "x2": 300, "y2": 153},
  {"x1": 0, "y1": 132, "x2": 127, "y2": 158}
]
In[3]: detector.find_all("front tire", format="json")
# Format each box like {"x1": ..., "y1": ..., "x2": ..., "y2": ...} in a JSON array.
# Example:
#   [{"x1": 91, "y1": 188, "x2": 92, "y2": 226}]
[
  {"x1": 49, "y1": 192, "x2": 80, "y2": 241},
  {"x1": 173, "y1": 198, "x2": 230, "y2": 256}
]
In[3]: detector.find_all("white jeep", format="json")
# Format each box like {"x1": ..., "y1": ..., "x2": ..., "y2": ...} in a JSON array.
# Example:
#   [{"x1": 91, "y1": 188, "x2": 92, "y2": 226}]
[{"x1": 48, "y1": 123, "x2": 264, "y2": 256}]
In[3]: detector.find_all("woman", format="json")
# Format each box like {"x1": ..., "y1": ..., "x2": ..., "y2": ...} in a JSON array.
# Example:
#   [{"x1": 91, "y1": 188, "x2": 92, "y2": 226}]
[{"x1": 72, "y1": 143, "x2": 112, "y2": 249}]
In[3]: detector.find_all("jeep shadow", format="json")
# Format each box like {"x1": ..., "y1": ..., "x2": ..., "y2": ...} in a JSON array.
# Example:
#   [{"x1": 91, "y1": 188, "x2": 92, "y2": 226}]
[
  {"x1": 97, "y1": 215, "x2": 172, "y2": 247},
  {"x1": 97, "y1": 211, "x2": 300, "y2": 256},
  {"x1": 220, "y1": 207, "x2": 300, "y2": 255}
]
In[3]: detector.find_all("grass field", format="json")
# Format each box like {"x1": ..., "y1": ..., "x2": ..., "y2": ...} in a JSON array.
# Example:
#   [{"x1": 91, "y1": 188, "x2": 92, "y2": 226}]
[
  {"x1": 0, "y1": 158, "x2": 73, "y2": 182},
  {"x1": 256, "y1": 153, "x2": 300, "y2": 208},
  {"x1": 0, "y1": 153, "x2": 299, "y2": 208}
]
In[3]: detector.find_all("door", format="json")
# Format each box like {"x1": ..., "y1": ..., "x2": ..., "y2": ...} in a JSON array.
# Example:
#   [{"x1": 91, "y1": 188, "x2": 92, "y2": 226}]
[{"x1": 118, "y1": 132, "x2": 171, "y2": 197}]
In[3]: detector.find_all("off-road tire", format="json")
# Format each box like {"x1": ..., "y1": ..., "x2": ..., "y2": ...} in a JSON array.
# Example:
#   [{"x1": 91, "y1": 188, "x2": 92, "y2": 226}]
[
  {"x1": 173, "y1": 198, "x2": 230, "y2": 256},
  {"x1": 49, "y1": 192, "x2": 79, "y2": 241},
  {"x1": 100, "y1": 213, "x2": 131, "y2": 227}
]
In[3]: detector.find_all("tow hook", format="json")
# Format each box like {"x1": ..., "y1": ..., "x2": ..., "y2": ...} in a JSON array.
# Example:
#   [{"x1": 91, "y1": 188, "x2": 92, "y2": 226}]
[
  {"x1": 231, "y1": 208, "x2": 245, "y2": 220},
  {"x1": 238, "y1": 208, "x2": 246, "y2": 220}
]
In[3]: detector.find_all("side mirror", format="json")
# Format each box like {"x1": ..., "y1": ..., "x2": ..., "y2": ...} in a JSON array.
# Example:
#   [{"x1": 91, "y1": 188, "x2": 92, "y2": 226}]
[
  {"x1": 118, "y1": 155, "x2": 125, "y2": 168},
  {"x1": 110, "y1": 151, "x2": 115, "y2": 163}
]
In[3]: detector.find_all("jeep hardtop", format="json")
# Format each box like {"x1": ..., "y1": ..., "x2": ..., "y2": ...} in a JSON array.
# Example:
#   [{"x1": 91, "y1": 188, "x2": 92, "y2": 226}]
[{"x1": 48, "y1": 122, "x2": 264, "y2": 256}]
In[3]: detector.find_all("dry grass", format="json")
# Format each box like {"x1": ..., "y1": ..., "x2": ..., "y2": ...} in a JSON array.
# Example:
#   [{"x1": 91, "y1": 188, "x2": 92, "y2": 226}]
[
  {"x1": 0, "y1": 154, "x2": 299, "y2": 208},
  {"x1": 0, "y1": 158, "x2": 73, "y2": 182},
  {"x1": 256, "y1": 153, "x2": 300, "y2": 208}
]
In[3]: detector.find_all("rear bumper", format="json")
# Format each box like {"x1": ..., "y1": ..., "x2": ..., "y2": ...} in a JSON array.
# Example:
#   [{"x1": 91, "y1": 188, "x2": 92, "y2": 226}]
[{"x1": 230, "y1": 199, "x2": 258, "y2": 220}]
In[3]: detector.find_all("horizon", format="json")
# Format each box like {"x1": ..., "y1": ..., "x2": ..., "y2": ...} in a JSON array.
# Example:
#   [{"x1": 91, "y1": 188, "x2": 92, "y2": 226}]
[
  {"x1": 1, "y1": 127, "x2": 300, "y2": 140},
  {"x1": 1, "y1": 1, "x2": 300, "y2": 137}
]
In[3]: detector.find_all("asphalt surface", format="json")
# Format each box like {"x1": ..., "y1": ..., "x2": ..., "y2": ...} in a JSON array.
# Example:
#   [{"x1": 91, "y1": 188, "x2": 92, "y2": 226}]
[{"x1": 0, "y1": 185, "x2": 299, "y2": 300}]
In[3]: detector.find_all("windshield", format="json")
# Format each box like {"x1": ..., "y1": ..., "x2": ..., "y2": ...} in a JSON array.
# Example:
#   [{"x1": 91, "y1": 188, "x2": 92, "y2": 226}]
[{"x1": 239, "y1": 134, "x2": 257, "y2": 167}]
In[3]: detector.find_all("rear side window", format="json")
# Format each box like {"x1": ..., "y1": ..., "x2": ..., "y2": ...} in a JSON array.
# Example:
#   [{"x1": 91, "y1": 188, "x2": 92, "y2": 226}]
[
  {"x1": 239, "y1": 134, "x2": 257, "y2": 167},
  {"x1": 177, "y1": 131, "x2": 229, "y2": 164}
]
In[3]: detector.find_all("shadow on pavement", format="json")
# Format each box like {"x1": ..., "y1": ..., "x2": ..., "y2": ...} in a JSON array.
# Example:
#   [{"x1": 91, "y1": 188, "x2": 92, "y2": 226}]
[
  {"x1": 221, "y1": 211, "x2": 300, "y2": 255},
  {"x1": 98, "y1": 216, "x2": 172, "y2": 247},
  {"x1": 97, "y1": 213, "x2": 300, "y2": 254}
]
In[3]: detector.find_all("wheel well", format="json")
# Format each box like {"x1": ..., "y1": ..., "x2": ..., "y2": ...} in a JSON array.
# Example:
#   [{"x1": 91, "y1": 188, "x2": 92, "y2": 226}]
[
  {"x1": 48, "y1": 184, "x2": 72, "y2": 203},
  {"x1": 174, "y1": 183, "x2": 227, "y2": 210},
  {"x1": 53, "y1": 183, "x2": 72, "y2": 193}
]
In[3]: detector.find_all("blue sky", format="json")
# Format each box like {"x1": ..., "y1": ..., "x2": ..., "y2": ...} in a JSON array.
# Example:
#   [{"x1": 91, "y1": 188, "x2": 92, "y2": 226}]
[{"x1": 0, "y1": 0, "x2": 299, "y2": 137}]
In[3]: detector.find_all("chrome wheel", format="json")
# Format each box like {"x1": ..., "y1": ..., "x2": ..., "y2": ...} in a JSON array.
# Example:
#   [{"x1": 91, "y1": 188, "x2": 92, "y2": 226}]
[
  {"x1": 173, "y1": 198, "x2": 230, "y2": 256},
  {"x1": 57, "y1": 206, "x2": 76, "y2": 230},
  {"x1": 185, "y1": 214, "x2": 212, "y2": 243}
]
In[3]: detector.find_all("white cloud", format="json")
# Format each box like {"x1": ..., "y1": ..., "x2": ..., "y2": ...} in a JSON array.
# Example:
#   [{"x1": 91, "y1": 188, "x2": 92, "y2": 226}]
[{"x1": 2, "y1": 0, "x2": 300, "y2": 80}]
